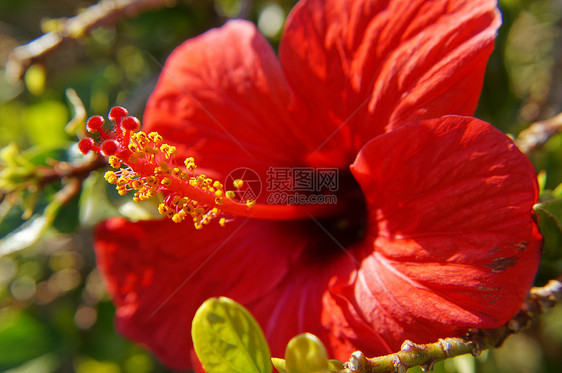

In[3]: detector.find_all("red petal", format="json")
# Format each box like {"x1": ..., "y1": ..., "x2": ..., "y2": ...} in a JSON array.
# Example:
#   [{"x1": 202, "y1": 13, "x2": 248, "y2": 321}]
[
  {"x1": 342, "y1": 116, "x2": 541, "y2": 352},
  {"x1": 280, "y1": 0, "x2": 501, "y2": 166},
  {"x1": 143, "y1": 20, "x2": 305, "y2": 180},
  {"x1": 95, "y1": 217, "x2": 307, "y2": 370}
]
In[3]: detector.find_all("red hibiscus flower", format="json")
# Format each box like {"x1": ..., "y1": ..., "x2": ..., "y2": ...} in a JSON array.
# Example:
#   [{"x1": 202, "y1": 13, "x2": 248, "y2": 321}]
[{"x1": 90, "y1": 0, "x2": 542, "y2": 370}]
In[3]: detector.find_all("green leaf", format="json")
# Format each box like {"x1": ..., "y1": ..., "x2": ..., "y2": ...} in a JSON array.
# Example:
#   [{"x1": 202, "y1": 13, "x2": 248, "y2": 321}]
[
  {"x1": 23, "y1": 100, "x2": 69, "y2": 147},
  {"x1": 534, "y1": 199, "x2": 562, "y2": 260},
  {"x1": 192, "y1": 297, "x2": 272, "y2": 373},
  {"x1": 0, "y1": 310, "x2": 56, "y2": 370},
  {"x1": 0, "y1": 143, "x2": 36, "y2": 192},
  {"x1": 0, "y1": 195, "x2": 63, "y2": 256},
  {"x1": 215, "y1": 0, "x2": 242, "y2": 17},
  {"x1": 553, "y1": 182, "x2": 562, "y2": 199},
  {"x1": 537, "y1": 170, "x2": 547, "y2": 194},
  {"x1": 24, "y1": 64, "x2": 46, "y2": 96},
  {"x1": 79, "y1": 172, "x2": 121, "y2": 226},
  {"x1": 285, "y1": 333, "x2": 329, "y2": 373},
  {"x1": 4, "y1": 354, "x2": 59, "y2": 373}
]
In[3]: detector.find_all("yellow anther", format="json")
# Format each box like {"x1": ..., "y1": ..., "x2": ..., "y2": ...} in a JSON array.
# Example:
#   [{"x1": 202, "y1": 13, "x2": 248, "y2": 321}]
[
  {"x1": 166, "y1": 146, "x2": 177, "y2": 157},
  {"x1": 171, "y1": 195, "x2": 183, "y2": 207},
  {"x1": 149, "y1": 132, "x2": 163, "y2": 144},
  {"x1": 178, "y1": 170, "x2": 189, "y2": 181},
  {"x1": 226, "y1": 191, "x2": 236, "y2": 200},
  {"x1": 160, "y1": 144, "x2": 170, "y2": 153},
  {"x1": 136, "y1": 131, "x2": 147, "y2": 140},
  {"x1": 215, "y1": 190, "x2": 223, "y2": 197},
  {"x1": 131, "y1": 180, "x2": 143, "y2": 190},
  {"x1": 135, "y1": 193, "x2": 147, "y2": 201},
  {"x1": 128, "y1": 143, "x2": 138, "y2": 152},
  {"x1": 246, "y1": 200, "x2": 256, "y2": 207},
  {"x1": 145, "y1": 176, "x2": 158, "y2": 187},
  {"x1": 184, "y1": 157, "x2": 197, "y2": 172},
  {"x1": 183, "y1": 204, "x2": 194, "y2": 214},
  {"x1": 161, "y1": 177, "x2": 172, "y2": 187},
  {"x1": 158, "y1": 203, "x2": 175, "y2": 219},
  {"x1": 219, "y1": 218, "x2": 226, "y2": 227},
  {"x1": 145, "y1": 146, "x2": 158, "y2": 155},
  {"x1": 108, "y1": 156, "x2": 121, "y2": 168},
  {"x1": 104, "y1": 171, "x2": 118, "y2": 184},
  {"x1": 233, "y1": 179, "x2": 244, "y2": 188},
  {"x1": 117, "y1": 186, "x2": 128, "y2": 196},
  {"x1": 186, "y1": 164, "x2": 196, "y2": 172},
  {"x1": 172, "y1": 211, "x2": 187, "y2": 223},
  {"x1": 136, "y1": 132, "x2": 149, "y2": 147},
  {"x1": 159, "y1": 161, "x2": 171, "y2": 173},
  {"x1": 215, "y1": 197, "x2": 223, "y2": 205},
  {"x1": 213, "y1": 181, "x2": 223, "y2": 190},
  {"x1": 117, "y1": 177, "x2": 130, "y2": 187},
  {"x1": 204, "y1": 178, "x2": 213, "y2": 186}
]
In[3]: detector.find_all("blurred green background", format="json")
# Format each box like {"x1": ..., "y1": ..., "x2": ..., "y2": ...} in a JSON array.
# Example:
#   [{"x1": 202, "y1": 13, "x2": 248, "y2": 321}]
[{"x1": 1, "y1": 0, "x2": 562, "y2": 372}]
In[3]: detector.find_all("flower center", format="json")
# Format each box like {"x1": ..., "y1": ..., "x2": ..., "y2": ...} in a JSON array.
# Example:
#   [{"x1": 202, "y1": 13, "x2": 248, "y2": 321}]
[
  {"x1": 307, "y1": 171, "x2": 368, "y2": 263},
  {"x1": 79, "y1": 107, "x2": 350, "y2": 229}
]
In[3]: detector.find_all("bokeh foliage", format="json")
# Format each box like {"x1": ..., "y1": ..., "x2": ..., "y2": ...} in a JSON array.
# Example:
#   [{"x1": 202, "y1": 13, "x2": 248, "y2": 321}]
[{"x1": 0, "y1": 0, "x2": 561, "y2": 372}]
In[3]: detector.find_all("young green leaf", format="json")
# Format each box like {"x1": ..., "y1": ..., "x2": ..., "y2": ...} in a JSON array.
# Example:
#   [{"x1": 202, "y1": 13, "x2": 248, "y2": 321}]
[
  {"x1": 534, "y1": 199, "x2": 562, "y2": 260},
  {"x1": 327, "y1": 359, "x2": 345, "y2": 371},
  {"x1": 285, "y1": 333, "x2": 329, "y2": 373},
  {"x1": 192, "y1": 297, "x2": 272, "y2": 373},
  {"x1": 271, "y1": 358, "x2": 287, "y2": 373}
]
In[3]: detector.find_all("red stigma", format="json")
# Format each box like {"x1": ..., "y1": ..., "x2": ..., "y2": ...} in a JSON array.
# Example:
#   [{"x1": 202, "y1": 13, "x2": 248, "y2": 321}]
[
  {"x1": 87, "y1": 115, "x2": 105, "y2": 132},
  {"x1": 80, "y1": 107, "x2": 138, "y2": 159},
  {"x1": 101, "y1": 139, "x2": 119, "y2": 156},
  {"x1": 109, "y1": 106, "x2": 128, "y2": 123},
  {"x1": 78, "y1": 137, "x2": 94, "y2": 154},
  {"x1": 122, "y1": 116, "x2": 141, "y2": 131}
]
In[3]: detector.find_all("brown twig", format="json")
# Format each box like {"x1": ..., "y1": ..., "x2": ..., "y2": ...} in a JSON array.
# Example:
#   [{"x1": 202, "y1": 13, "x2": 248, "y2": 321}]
[
  {"x1": 342, "y1": 275, "x2": 562, "y2": 373},
  {"x1": 0, "y1": 153, "x2": 108, "y2": 254},
  {"x1": 5, "y1": 0, "x2": 176, "y2": 83},
  {"x1": 515, "y1": 112, "x2": 562, "y2": 155},
  {"x1": 1, "y1": 150, "x2": 107, "y2": 217},
  {"x1": 38, "y1": 154, "x2": 107, "y2": 187}
]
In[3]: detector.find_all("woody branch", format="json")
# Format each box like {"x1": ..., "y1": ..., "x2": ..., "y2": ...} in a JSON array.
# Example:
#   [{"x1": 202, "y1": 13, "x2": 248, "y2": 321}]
[
  {"x1": 516, "y1": 112, "x2": 562, "y2": 155},
  {"x1": 5, "y1": 0, "x2": 176, "y2": 83},
  {"x1": 343, "y1": 275, "x2": 562, "y2": 373}
]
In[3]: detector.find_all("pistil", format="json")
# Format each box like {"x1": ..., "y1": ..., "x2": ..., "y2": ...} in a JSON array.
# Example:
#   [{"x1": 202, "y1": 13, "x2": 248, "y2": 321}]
[{"x1": 79, "y1": 107, "x2": 345, "y2": 229}]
